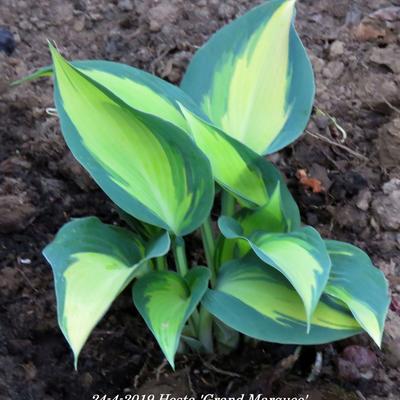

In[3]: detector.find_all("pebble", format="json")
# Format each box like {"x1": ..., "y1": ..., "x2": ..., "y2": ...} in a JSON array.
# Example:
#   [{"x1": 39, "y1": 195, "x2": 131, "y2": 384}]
[
  {"x1": 372, "y1": 185, "x2": 400, "y2": 231},
  {"x1": 148, "y1": 3, "x2": 179, "y2": 33},
  {"x1": 0, "y1": 27, "x2": 15, "y2": 55},
  {"x1": 117, "y1": 0, "x2": 133, "y2": 12},
  {"x1": 356, "y1": 188, "x2": 372, "y2": 211},
  {"x1": 330, "y1": 40, "x2": 345, "y2": 58},
  {"x1": 323, "y1": 61, "x2": 345, "y2": 80}
]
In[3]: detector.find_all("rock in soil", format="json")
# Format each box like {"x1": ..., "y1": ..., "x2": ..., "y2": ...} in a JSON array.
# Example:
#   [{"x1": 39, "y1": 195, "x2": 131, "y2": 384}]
[
  {"x1": 337, "y1": 346, "x2": 377, "y2": 382},
  {"x1": 379, "y1": 119, "x2": 400, "y2": 169},
  {"x1": 372, "y1": 180, "x2": 400, "y2": 231},
  {"x1": 0, "y1": 195, "x2": 36, "y2": 233},
  {"x1": 369, "y1": 44, "x2": 400, "y2": 74},
  {"x1": 0, "y1": 26, "x2": 15, "y2": 55}
]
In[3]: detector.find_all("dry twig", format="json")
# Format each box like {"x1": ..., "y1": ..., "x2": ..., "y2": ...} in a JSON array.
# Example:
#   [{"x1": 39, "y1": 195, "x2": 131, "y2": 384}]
[{"x1": 306, "y1": 129, "x2": 369, "y2": 161}]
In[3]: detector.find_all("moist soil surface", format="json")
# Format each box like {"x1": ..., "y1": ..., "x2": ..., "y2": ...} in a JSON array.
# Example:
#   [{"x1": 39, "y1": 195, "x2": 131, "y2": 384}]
[{"x1": 1, "y1": 0, "x2": 400, "y2": 399}]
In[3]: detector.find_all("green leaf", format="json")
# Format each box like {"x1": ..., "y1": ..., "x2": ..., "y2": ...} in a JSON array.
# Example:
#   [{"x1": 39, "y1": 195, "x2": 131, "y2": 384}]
[
  {"x1": 203, "y1": 254, "x2": 362, "y2": 344},
  {"x1": 180, "y1": 105, "x2": 268, "y2": 206},
  {"x1": 42, "y1": 217, "x2": 170, "y2": 367},
  {"x1": 181, "y1": 0, "x2": 315, "y2": 155},
  {"x1": 180, "y1": 105, "x2": 301, "y2": 214},
  {"x1": 214, "y1": 182, "x2": 299, "y2": 269},
  {"x1": 218, "y1": 217, "x2": 331, "y2": 327},
  {"x1": 132, "y1": 268, "x2": 210, "y2": 368},
  {"x1": 49, "y1": 46, "x2": 214, "y2": 236},
  {"x1": 325, "y1": 240, "x2": 390, "y2": 346},
  {"x1": 12, "y1": 61, "x2": 206, "y2": 133},
  {"x1": 11, "y1": 65, "x2": 52, "y2": 86}
]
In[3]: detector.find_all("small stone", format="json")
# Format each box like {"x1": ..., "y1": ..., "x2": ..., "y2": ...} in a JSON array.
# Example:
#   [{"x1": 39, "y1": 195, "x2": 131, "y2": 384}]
[
  {"x1": 117, "y1": 0, "x2": 133, "y2": 12},
  {"x1": 372, "y1": 187, "x2": 400, "y2": 231},
  {"x1": 322, "y1": 61, "x2": 345, "y2": 80},
  {"x1": 330, "y1": 40, "x2": 345, "y2": 58},
  {"x1": 80, "y1": 372, "x2": 94, "y2": 388},
  {"x1": 383, "y1": 178, "x2": 400, "y2": 195},
  {"x1": 309, "y1": 53, "x2": 325, "y2": 74},
  {"x1": 218, "y1": 3, "x2": 236, "y2": 19},
  {"x1": 0, "y1": 27, "x2": 15, "y2": 55},
  {"x1": 73, "y1": 16, "x2": 85, "y2": 32},
  {"x1": 148, "y1": 3, "x2": 179, "y2": 33},
  {"x1": 356, "y1": 189, "x2": 372, "y2": 211}
]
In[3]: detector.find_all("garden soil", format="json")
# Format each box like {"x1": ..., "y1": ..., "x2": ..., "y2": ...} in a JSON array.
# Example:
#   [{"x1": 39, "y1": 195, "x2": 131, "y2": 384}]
[{"x1": 1, "y1": 0, "x2": 400, "y2": 399}]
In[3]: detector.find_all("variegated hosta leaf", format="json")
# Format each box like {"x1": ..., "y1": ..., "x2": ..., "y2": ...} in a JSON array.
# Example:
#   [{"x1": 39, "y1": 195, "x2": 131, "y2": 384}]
[
  {"x1": 325, "y1": 240, "x2": 390, "y2": 346},
  {"x1": 214, "y1": 182, "x2": 299, "y2": 269},
  {"x1": 50, "y1": 46, "x2": 214, "y2": 236},
  {"x1": 180, "y1": 105, "x2": 268, "y2": 206},
  {"x1": 179, "y1": 106, "x2": 301, "y2": 217},
  {"x1": 238, "y1": 181, "x2": 298, "y2": 233},
  {"x1": 132, "y1": 268, "x2": 210, "y2": 368},
  {"x1": 181, "y1": 0, "x2": 315, "y2": 155},
  {"x1": 203, "y1": 255, "x2": 362, "y2": 344},
  {"x1": 43, "y1": 217, "x2": 170, "y2": 367},
  {"x1": 15, "y1": 59, "x2": 206, "y2": 133},
  {"x1": 218, "y1": 217, "x2": 331, "y2": 326}
]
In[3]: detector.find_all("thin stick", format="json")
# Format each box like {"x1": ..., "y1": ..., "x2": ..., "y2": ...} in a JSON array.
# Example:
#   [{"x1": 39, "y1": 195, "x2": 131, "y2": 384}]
[
  {"x1": 306, "y1": 129, "x2": 369, "y2": 161},
  {"x1": 203, "y1": 360, "x2": 242, "y2": 378},
  {"x1": 382, "y1": 96, "x2": 400, "y2": 115}
]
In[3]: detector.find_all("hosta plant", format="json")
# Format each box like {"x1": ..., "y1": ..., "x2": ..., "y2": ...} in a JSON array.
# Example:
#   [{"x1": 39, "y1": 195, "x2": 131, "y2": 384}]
[{"x1": 18, "y1": 0, "x2": 389, "y2": 369}]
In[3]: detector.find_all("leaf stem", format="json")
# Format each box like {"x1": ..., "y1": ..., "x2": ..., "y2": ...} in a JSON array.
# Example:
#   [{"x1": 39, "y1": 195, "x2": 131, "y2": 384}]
[
  {"x1": 200, "y1": 217, "x2": 216, "y2": 287},
  {"x1": 199, "y1": 306, "x2": 214, "y2": 353},
  {"x1": 172, "y1": 236, "x2": 189, "y2": 276},
  {"x1": 221, "y1": 191, "x2": 236, "y2": 217},
  {"x1": 155, "y1": 256, "x2": 167, "y2": 271}
]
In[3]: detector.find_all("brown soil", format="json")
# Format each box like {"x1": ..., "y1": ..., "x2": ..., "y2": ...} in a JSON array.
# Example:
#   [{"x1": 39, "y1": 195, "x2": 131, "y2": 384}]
[{"x1": 1, "y1": 0, "x2": 400, "y2": 399}]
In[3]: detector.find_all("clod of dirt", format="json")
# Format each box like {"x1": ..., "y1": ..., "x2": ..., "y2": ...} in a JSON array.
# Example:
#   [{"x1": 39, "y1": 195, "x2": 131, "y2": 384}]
[
  {"x1": 59, "y1": 152, "x2": 96, "y2": 192},
  {"x1": 342, "y1": 345, "x2": 378, "y2": 369},
  {"x1": 0, "y1": 26, "x2": 15, "y2": 55},
  {"x1": 0, "y1": 195, "x2": 36, "y2": 233},
  {"x1": 372, "y1": 179, "x2": 400, "y2": 231},
  {"x1": 322, "y1": 60, "x2": 345, "y2": 80},
  {"x1": 0, "y1": 267, "x2": 21, "y2": 296},
  {"x1": 357, "y1": 72, "x2": 399, "y2": 113},
  {"x1": 117, "y1": 0, "x2": 133, "y2": 12},
  {"x1": 330, "y1": 171, "x2": 368, "y2": 200},
  {"x1": 137, "y1": 370, "x2": 189, "y2": 396},
  {"x1": 337, "y1": 346, "x2": 377, "y2": 382},
  {"x1": 337, "y1": 357, "x2": 362, "y2": 382},
  {"x1": 384, "y1": 310, "x2": 400, "y2": 368},
  {"x1": 369, "y1": 45, "x2": 400, "y2": 74},
  {"x1": 147, "y1": 2, "x2": 179, "y2": 33},
  {"x1": 353, "y1": 6, "x2": 400, "y2": 43},
  {"x1": 379, "y1": 119, "x2": 400, "y2": 169},
  {"x1": 332, "y1": 204, "x2": 368, "y2": 233}
]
